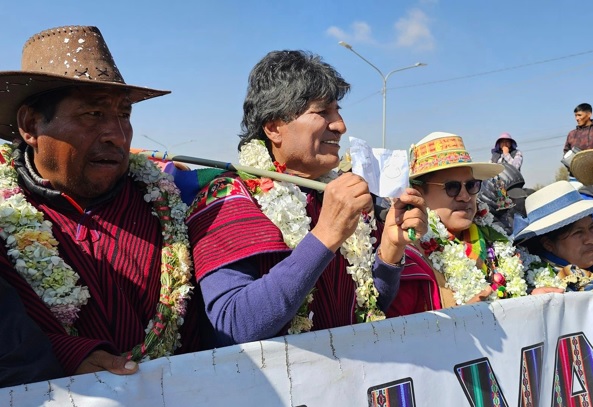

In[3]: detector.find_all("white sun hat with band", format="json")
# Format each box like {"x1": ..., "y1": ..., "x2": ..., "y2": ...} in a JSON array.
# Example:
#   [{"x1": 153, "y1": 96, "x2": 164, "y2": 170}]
[{"x1": 513, "y1": 180, "x2": 593, "y2": 243}]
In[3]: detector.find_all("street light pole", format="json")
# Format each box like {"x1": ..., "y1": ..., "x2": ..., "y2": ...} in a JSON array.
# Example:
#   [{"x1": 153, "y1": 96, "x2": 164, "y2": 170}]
[
  {"x1": 338, "y1": 41, "x2": 426, "y2": 148},
  {"x1": 141, "y1": 134, "x2": 198, "y2": 151}
]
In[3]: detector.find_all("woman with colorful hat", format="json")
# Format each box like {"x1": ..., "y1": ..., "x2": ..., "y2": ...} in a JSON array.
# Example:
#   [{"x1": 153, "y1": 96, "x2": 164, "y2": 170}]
[
  {"x1": 387, "y1": 132, "x2": 563, "y2": 317},
  {"x1": 514, "y1": 181, "x2": 593, "y2": 292}
]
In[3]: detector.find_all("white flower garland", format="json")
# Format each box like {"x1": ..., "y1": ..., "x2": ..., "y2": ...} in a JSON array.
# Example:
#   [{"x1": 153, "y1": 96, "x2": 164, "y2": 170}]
[
  {"x1": 420, "y1": 202, "x2": 528, "y2": 305},
  {"x1": 474, "y1": 204, "x2": 565, "y2": 291},
  {"x1": 238, "y1": 140, "x2": 383, "y2": 333},
  {"x1": 515, "y1": 246, "x2": 566, "y2": 289},
  {"x1": 0, "y1": 144, "x2": 193, "y2": 361},
  {"x1": 0, "y1": 146, "x2": 91, "y2": 332}
]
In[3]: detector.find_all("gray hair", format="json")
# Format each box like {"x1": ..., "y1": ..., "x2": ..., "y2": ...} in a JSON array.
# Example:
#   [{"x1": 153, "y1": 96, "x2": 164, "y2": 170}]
[{"x1": 238, "y1": 50, "x2": 350, "y2": 150}]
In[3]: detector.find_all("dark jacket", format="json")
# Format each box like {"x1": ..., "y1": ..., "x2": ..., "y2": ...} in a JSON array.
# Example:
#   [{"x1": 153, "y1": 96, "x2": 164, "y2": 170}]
[
  {"x1": 0, "y1": 276, "x2": 63, "y2": 387},
  {"x1": 564, "y1": 123, "x2": 593, "y2": 153}
]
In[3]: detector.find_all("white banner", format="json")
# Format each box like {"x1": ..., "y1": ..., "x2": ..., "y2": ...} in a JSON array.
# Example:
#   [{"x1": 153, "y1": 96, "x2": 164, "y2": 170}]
[{"x1": 3, "y1": 292, "x2": 593, "y2": 406}]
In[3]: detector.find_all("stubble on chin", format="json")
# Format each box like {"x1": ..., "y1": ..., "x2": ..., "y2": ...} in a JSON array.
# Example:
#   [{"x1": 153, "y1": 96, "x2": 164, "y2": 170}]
[{"x1": 67, "y1": 166, "x2": 127, "y2": 201}]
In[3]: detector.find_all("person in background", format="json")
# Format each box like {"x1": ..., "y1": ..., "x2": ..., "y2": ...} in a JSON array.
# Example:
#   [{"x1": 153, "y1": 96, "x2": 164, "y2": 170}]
[
  {"x1": 564, "y1": 103, "x2": 593, "y2": 154},
  {"x1": 0, "y1": 276, "x2": 63, "y2": 387},
  {"x1": 185, "y1": 50, "x2": 427, "y2": 347},
  {"x1": 514, "y1": 181, "x2": 593, "y2": 292},
  {"x1": 478, "y1": 161, "x2": 529, "y2": 234},
  {"x1": 562, "y1": 102, "x2": 593, "y2": 197},
  {"x1": 0, "y1": 26, "x2": 206, "y2": 379},
  {"x1": 490, "y1": 132, "x2": 523, "y2": 171},
  {"x1": 386, "y1": 132, "x2": 563, "y2": 318}
]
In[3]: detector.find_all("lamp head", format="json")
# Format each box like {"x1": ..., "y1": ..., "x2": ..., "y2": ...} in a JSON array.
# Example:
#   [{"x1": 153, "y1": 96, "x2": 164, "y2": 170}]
[{"x1": 338, "y1": 41, "x2": 353, "y2": 50}]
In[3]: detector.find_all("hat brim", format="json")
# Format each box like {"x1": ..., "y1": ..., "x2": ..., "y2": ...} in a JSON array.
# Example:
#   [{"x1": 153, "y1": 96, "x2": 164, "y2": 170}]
[
  {"x1": 410, "y1": 162, "x2": 504, "y2": 180},
  {"x1": 507, "y1": 187, "x2": 528, "y2": 200},
  {"x1": 514, "y1": 199, "x2": 593, "y2": 243},
  {"x1": 570, "y1": 150, "x2": 593, "y2": 185},
  {"x1": 0, "y1": 71, "x2": 170, "y2": 141}
]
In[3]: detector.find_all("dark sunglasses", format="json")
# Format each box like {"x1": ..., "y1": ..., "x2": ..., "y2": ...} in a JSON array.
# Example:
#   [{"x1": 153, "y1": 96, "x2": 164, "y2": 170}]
[{"x1": 423, "y1": 179, "x2": 482, "y2": 197}]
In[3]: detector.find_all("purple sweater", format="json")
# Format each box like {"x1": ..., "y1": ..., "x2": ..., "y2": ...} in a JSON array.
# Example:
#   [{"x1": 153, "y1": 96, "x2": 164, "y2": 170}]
[
  {"x1": 199, "y1": 232, "x2": 401, "y2": 347},
  {"x1": 187, "y1": 174, "x2": 402, "y2": 348}
]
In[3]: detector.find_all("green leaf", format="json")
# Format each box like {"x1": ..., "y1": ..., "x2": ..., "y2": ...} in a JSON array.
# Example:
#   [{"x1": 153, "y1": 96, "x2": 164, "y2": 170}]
[
  {"x1": 478, "y1": 225, "x2": 508, "y2": 242},
  {"x1": 237, "y1": 170, "x2": 257, "y2": 180}
]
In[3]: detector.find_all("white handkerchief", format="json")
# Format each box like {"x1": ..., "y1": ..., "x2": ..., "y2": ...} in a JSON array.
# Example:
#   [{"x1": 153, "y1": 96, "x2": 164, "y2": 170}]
[{"x1": 349, "y1": 136, "x2": 409, "y2": 198}]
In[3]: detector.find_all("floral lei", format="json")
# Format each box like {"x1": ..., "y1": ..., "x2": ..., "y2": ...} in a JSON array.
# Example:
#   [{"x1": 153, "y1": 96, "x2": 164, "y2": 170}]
[
  {"x1": 0, "y1": 144, "x2": 193, "y2": 362},
  {"x1": 420, "y1": 202, "x2": 535, "y2": 305},
  {"x1": 515, "y1": 247, "x2": 567, "y2": 290},
  {"x1": 238, "y1": 140, "x2": 384, "y2": 334}
]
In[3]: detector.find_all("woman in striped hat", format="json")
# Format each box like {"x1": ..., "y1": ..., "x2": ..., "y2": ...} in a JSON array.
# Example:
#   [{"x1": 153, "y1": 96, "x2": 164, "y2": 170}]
[{"x1": 514, "y1": 180, "x2": 593, "y2": 292}]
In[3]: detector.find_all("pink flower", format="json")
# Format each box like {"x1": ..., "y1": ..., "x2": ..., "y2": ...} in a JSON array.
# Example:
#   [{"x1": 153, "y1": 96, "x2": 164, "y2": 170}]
[
  {"x1": 159, "y1": 179, "x2": 180, "y2": 194},
  {"x1": 491, "y1": 272, "x2": 506, "y2": 285},
  {"x1": 260, "y1": 178, "x2": 274, "y2": 192},
  {"x1": 51, "y1": 304, "x2": 80, "y2": 326},
  {"x1": 1, "y1": 187, "x2": 21, "y2": 199}
]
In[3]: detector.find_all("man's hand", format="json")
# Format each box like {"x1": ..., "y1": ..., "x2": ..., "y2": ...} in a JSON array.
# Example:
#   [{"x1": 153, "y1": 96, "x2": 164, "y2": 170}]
[
  {"x1": 501, "y1": 145, "x2": 510, "y2": 155},
  {"x1": 467, "y1": 287, "x2": 494, "y2": 304},
  {"x1": 379, "y1": 188, "x2": 427, "y2": 264},
  {"x1": 312, "y1": 172, "x2": 373, "y2": 252},
  {"x1": 531, "y1": 286, "x2": 565, "y2": 295},
  {"x1": 74, "y1": 350, "x2": 138, "y2": 376}
]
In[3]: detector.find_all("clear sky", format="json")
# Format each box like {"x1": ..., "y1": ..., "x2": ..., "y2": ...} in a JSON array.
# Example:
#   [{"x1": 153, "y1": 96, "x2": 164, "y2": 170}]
[{"x1": 1, "y1": 1, "x2": 591, "y2": 187}]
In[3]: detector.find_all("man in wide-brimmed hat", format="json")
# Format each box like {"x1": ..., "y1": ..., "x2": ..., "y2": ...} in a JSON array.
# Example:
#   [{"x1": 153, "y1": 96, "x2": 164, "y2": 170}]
[
  {"x1": 386, "y1": 132, "x2": 563, "y2": 317},
  {"x1": 0, "y1": 26, "x2": 205, "y2": 382}
]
